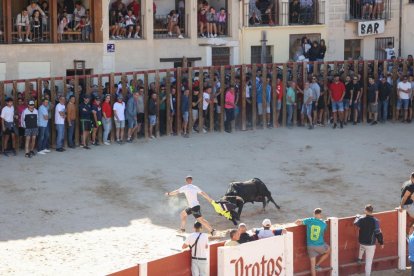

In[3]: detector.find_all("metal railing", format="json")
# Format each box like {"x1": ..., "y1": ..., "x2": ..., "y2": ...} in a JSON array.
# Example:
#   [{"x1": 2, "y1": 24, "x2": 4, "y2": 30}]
[
  {"x1": 346, "y1": 0, "x2": 392, "y2": 21},
  {"x1": 12, "y1": 16, "x2": 51, "y2": 43},
  {"x1": 198, "y1": 13, "x2": 231, "y2": 37},
  {"x1": 154, "y1": 14, "x2": 186, "y2": 39}
]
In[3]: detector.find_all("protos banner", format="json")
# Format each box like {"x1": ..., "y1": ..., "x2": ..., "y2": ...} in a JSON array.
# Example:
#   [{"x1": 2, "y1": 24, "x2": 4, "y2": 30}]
[{"x1": 217, "y1": 233, "x2": 293, "y2": 276}]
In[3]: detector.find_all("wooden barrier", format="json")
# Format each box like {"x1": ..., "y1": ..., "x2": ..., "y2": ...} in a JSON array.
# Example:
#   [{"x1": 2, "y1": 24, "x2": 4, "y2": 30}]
[{"x1": 147, "y1": 251, "x2": 191, "y2": 276}]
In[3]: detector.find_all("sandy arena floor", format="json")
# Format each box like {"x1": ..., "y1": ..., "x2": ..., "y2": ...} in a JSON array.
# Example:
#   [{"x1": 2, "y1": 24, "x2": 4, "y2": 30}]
[{"x1": 0, "y1": 123, "x2": 413, "y2": 275}]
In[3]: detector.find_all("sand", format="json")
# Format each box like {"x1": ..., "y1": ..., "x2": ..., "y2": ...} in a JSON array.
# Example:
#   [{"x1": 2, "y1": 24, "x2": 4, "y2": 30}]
[{"x1": 0, "y1": 123, "x2": 412, "y2": 275}]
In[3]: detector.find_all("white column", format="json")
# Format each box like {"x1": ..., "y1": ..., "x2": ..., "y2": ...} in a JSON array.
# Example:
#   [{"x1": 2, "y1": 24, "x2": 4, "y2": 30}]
[
  {"x1": 144, "y1": 0, "x2": 153, "y2": 40},
  {"x1": 284, "y1": 231, "x2": 294, "y2": 275},
  {"x1": 398, "y1": 209, "x2": 407, "y2": 270},
  {"x1": 329, "y1": 217, "x2": 339, "y2": 276},
  {"x1": 139, "y1": 262, "x2": 148, "y2": 276},
  {"x1": 231, "y1": 46, "x2": 239, "y2": 65},
  {"x1": 206, "y1": 47, "x2": 212, "y2": 66}
]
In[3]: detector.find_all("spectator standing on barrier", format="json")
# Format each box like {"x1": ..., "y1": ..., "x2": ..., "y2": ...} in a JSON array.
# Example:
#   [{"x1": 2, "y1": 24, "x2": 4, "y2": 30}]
[
  {"x1": 148, "y1": 92, "x2": 157, "y2": 139},
  {"x1": 165, "y1": 175, "x2": 216, "y2": 236},
  {"x1": 182, "y1": 221, "x2": 209, "y2": 276},
  {"x1": 329, "y1": 74, "x2": 345, "y2": 129},
  {"x1": 295, "y1": 208, "x2": 330, "y2": 276},
  {"x1": 367, "y1": 76, "x2": 379, "y2": 125},
  {"x1": 66, "y1": 95, "x2": 76, "y2": 148},
  {"x1": 237, "y1": 223, "x2": 253, "y2": 244},
  {"x1": 400, "y1": 172, "x2": 414, "y2": 218},
  {"x1": 37, "y1": 98, "x2": 50, "y2": 154},
  {"x1": 113, "y1": 95, "x2": 126, "y2": 144},
  {"x1": 21, "y1": 100, "x2": 38, "y2": 158},
  {"x1": 126, "y1": 91, "x2": 138, "y2": 143},
  {"x1": 253, "y1": 219, "x2": 286, "y2": 239},
  {"x1": 79, "y1": 95, "x2": 92, "y2": 149},
  {"x1": 354, "y1": 204, "x2": 384, "y2": 276},
  {"x1": 224, "y1": 229, "x2": 240, "y2": 246},
  {"x1": 102, "y1": 94, "x2": 112, "y2": 145},
  {"x1": 224, "y1": 85, "x2": 235, "y2": 133},
  {"x1": 55, "y1": 96, "x2": 66, "y2": 152},
  {"x1": 378, "y1": 76, "x2": 391, "y2": 123}
]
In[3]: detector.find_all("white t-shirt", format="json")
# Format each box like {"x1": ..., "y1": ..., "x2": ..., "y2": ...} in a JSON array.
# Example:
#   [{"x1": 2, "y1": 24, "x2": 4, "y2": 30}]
[
  {"x1": 398, "y1": 81, "x2": 411, "y2": 100},
  {"x1": 178, "y1": 184, "x2": 202, "y2": 208},
  {"x1": 113, "y1": 102, "x2": 126, "y2": 121},
  {"x1": 203, "y1": 93, "x2": 210, "y2": 111},
  {"x1": 184, "y1": 232, "x2": 209, "y2": 258},
  {"x1": 1, "y1": 106, "x2": 14, "y2": 122},
  {"x1": 384, "y1": 48, "x2": 396, "y2": 60},
  {"x1": 55, "y1": 103, "x2": 65, "y2": 125}
]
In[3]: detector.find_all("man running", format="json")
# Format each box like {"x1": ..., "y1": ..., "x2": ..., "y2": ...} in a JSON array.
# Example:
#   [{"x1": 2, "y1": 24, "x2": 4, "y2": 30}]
[{"x1": 165, "y1": 175, "x2": 216, "y2": 236}]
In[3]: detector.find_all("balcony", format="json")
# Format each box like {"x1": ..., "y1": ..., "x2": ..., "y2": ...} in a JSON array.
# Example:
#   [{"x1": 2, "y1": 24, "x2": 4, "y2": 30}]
[
  {"x1": 345, "y1": 0, "x2": 391, "y2": 21},
  {"x1": 245, "y1": 0, "x2": 326, "y2": 27}
]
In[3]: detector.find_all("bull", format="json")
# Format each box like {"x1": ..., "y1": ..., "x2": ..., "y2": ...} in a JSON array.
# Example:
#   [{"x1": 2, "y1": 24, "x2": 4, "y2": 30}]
[{"x1": 221, "y1": 178, "x2": 280, "y2": 219}]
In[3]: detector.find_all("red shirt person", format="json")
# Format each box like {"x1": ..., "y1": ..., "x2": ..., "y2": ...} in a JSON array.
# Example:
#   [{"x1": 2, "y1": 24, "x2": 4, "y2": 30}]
[
  {"x1": 102, "y1": 94, "x2": 113, "y2": 145},
  {"x1": 329, "y1": 75, "x2": 346, "y2": 129}
]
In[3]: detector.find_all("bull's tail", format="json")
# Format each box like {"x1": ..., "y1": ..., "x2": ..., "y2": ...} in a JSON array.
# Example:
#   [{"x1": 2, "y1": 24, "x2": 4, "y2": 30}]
[{"x1": 267, "y1": 194, "x2": 281, "y2": 210}]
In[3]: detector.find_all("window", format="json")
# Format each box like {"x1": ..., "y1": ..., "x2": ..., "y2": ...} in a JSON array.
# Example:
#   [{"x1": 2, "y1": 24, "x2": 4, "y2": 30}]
[
  {"x1": 212, "y1": 47, "x2": 230, "y2": 66},
  {"x1": 154, "y1": 0, "x2": 186, "y2": 39},
  {"x1": 287, "y1": 0, "x2": 325, "y2": 25},
  {"x1": 251, "y1": 46, "x2": 273, "y2": 64},
  {"x1": 344, "y1": 39, "x2": 361, "y2": 60},
  {"x1": 289, "y1": 33, "x2": 321, "y2": 61},
  {"x1": 346, "y1": 0, "x2": 391, "y2": 21},
  {"x1": 375, "y1": 37, "x2": 394, "y2": 60},
  {"x1": 246, "y1": 0, "x2": 278, "y2": 27},
  {"x1": 58, "y1": 0, "x2": 93, "y2": 43},
  {"x1": 108, "y1": 0, "x2": 142, "y2": 40},
  {"x1": 198, "y1": 0, "x2": 230, "y2": 37}
]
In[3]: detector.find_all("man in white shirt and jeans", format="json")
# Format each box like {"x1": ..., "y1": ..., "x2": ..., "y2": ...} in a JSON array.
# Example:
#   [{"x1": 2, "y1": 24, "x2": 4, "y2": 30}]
[
  {"x1": 166, "y1": 175, "x2": 216, "y2": 236},
  {"x1": 182, "y1": 221, "x2": 209, "y2": 276}
]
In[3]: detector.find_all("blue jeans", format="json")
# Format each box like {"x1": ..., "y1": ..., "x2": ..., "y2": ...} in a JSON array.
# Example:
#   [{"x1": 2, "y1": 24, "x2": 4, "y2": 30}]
[
  {"x1": 102, "y1": 117, "x2": 112, "y2": 143},
  {"x1": 56, "y1": 124, "x2": 65, "y2": 149},
  {"x1": 380, "y1": 99, "x2": 389, "y2": 121},
  {"x1": 411, "y1": 261, "x2": 414, "y2": 276},
  {"x1": 287, "y1": 104, "x2": 294, "y2": 127},
  {"x1": 37, "y1": 125, "x2": 49, "y2": 151},
  {"x1": 68, "y1": 120, "x2": 75, "y2": 147}
]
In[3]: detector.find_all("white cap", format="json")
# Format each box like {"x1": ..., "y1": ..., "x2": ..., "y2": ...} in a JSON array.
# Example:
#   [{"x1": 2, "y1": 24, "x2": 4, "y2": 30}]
[
  {"x1": 262, "y1": 219, "x2": 271, "y2": 227},
  {"x1": 238, "y1": 223, "x2": 246, "y2": 228}
]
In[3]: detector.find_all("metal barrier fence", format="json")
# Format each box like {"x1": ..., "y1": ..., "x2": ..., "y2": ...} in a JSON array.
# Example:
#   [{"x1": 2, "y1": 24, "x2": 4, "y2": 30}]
[{"x1": 0, "y1": 59, "x2": 412, "y2": 151}]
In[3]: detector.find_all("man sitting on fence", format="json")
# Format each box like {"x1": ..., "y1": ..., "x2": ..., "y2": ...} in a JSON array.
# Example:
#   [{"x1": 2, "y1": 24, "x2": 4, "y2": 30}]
[{"x1": 252, "y1": 219, "x2": 286, "y2": 240}]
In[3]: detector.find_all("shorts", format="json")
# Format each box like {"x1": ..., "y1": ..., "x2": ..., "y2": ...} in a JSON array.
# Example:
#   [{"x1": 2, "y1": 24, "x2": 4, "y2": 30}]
[
  {"x1": 185, "y1": 205, "x2": 202, "y2": 218},
  {"x1": 25, "y1": 128, "x2": 38, "y2": 137},
  {"x1": 397, "y1": 99, "x2": 409, "y2": 110},
  {"x1": 115, "y1": 120, "x2": 125, "y2": 128},
  {"x1": 149, "y1": 115, "x2": 156, "y2": 126},
  {"x1": 343, "y1": 99, "x2": 351, "y2": 109},
  {"x1": 257, "y1": 103, "x2": 271, "y2": 115},
  {"x1": 317, "y1": 97, "x2": 325, "y2": 110},
  {"x1": 368, "y1": 103, "x2": 378, "y2": 113},
  {"x1": 182, "y1": 111, "x2": 189, "y2": 123},
  {"x1": 137, "y1": 113, "x2": 144, "y2": 124},
  {"x1": 127, "y1": 118, "x2": 137, "y2": 129},
  {"x1": 307, "y1": 244, "x2": 330, "y2": 258},
  {"x1": 331, "y1": 100, "x2": 344, "y2": 112},
  {"x1": 277, "y1": 100, "x2": 282, "y2": 110},
  {"x1": 19, "y1": 127, "x2": 25, "y2": 136},
  {"x1": 301, "y1": 103, "x2": 313, "y2": 116},
  {"x1": 80, "y1": 119, "x2": 91, "y2": 132},
  {"x1": 404, "y1": 204, "x2": 414, "y2": 218}
]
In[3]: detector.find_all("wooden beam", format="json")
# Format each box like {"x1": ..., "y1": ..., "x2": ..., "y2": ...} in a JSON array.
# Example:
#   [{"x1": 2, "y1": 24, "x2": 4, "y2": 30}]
[
  {"x1": 109, "y1": 73, "x2": 115, "y2": 142},
  {"x1": 91, "y1": 0, "x2": 103, "y2": 43},
  {"x1": 219, "y1": 66, "x2": 225, "y2": 132},
  {"x1": 323, "y1": 62, "x2": 328, "y2": 125},
  {"x1": 155, "y1": 71, "x2": 161, "y2": 137},
  {"x1": 271, "y1": 64, "x2": 277, "y2": 128},
  {"x1": 282, "y1": 64, "x2": 288, "y2": 127},
  {"x1": 209, "y1": 67, "x2": 215, "y2": 132},
  {"x1": 5, "y1": 0, "x2": 11, "y2": 44},
  {"x1": 241, "y1": 65, "x2": 246, "y2": 131},
  {"x1": 50, "y1": 78, "x2": 56, "y2": 148},
  {"x1": 166, "y1": 70, "x2": 171, "y2": 135},
  {"x1": 187, "y1": 67, "x2": 193, "y2": 136},
  {"x1": 143, "y1": 72, "x2": 149, "y2": 139},
  {"x1": 176, "y1": 68, "x2": 182, "y2": 135},
  {"x1": 292, "y1": 62, "x2": 298, "y2": 125},
  {"x1": 261, "y1": 65, "x2": 267, "y2": 128},
  {"x1": 362, "y1": 61, "x2": 368, "y2": 123},
  {"x1": 198, "y1": 69, "x2": 204, "y2": 133},
  {"x1": 251, "y1": 65, "x2": 257, "y2": 130},
  {"x1": 74, "y1": 76, "x2": 80, "y2": 146},
  {"x1": 49, "y1": 0, "x2": 58, "y2": 43}
]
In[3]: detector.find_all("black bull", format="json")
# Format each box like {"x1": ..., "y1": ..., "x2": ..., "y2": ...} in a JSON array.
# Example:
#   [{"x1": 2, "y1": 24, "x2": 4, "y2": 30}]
[{"x1": 221, "y1": 178, "x2": 281, "y2": 219}]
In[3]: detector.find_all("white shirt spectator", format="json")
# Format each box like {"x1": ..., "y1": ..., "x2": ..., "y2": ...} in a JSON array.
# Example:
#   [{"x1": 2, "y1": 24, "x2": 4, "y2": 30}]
[
  {"x1": 203, "y1": 92, "x2": 210, "y2": 110},
  {"x1": 398, "y1": 81, "x2": 411, "y2": 100},
  {"x1": 300, "y1": 0, "x2": 313, "y2": 7},
  {"x1": 26, "y1": 4, "x2": 46, "y2": 17},
  {"x1": 16, "y1": 13, "x2": 30, "y2": 26},
  {"x1": 310, "y1": 82, "x2": 321, "y2": 101},
  {"x1": 74, "y1": 5, "x2": 86, "y2": 22},
  {"x1": 184, "y1": 232, "x2": 208, "y2": 258},
  {"x1": 1, "y1": 106, "x2": 14, "y2": 122},
  {"x1": 113, "y1": 102, "x2": 126, "y2": 121},
  {"x1": 125, "y1": 15, "x2": 136, "y2": 26},
  {"x1": 384, "y1": 48, "x2": 396, "y2": 60},
  {"x1": 178, "y1": 184, "x2": 202, "y2": 208},
  {"x1": 55, "y1": 103, "x2": 66, "y2": 124}
]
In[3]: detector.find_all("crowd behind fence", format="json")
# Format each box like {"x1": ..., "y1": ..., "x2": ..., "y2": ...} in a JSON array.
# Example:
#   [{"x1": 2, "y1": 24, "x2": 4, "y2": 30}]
[{"x1": 1, "y1": 58, "x2": 414, "y2": 153}]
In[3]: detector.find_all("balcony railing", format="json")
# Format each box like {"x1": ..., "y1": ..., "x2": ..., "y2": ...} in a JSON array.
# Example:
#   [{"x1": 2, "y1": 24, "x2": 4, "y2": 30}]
[
  {"x1": 245, "y1": 0, "x2": 325, "y2": 27},
  {"x1": 12, "y1": 16, "x2": 51, "y2": 43},
  {"x1": 154, "y1": 14, "x2": 187, "y2": 39},
  {"x1": 346, "y1": 0, "x2": 391, "y2": 21},
  {"x1": 198, "y1": 12, "x2": 231, "y2": 38}
]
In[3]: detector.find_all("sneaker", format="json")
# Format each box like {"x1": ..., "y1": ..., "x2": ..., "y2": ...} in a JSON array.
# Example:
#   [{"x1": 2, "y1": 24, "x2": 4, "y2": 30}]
[
  {"x1": 30, "y1": 151, "x2": 36, "y2": 156},
  {"x1": 134, "y1": 33, "x2": 140, "y2": 39},
  {"x1": 111, "y1": 35, "x2": 116, "y2": 39},
  {"x1": 104, "y1": 142, "x2": 111, "y2": 146},
  {"x1": 308, "y1": 125, "x2": 314, "y2": 130},
  {"x1": 83, "y1": 146, "x2": 91, "y2": 150},
  {"x1": 12, "y1": 149, "x2": 17, "y2": 156},
  {"x1": 213, "y1": 34, "x2": 217, "y2": 37},
  {"x1": 150, "y1": 135, "x2": 156, "y2": 139},
  {"x1": 126, "y1": 138, "x2": 132, "y2": 143},
  {"x1": 371, "y1": 120, "x2": 378, "y2": 125},
  {"x1": 353, "y1": 121, "x2": 357, "y2": 125},
  {"x1": 25, "y1": 153, "x2": 31, "y2": 158},
  {"x1": 38, "y1": 150, "x2": 46, "y2": 155},
  {"x1": 178, "y1": 35, "x2": 184, "y2": 39},
  {"x1": 56, "y1": 148, "x2": 64, "y2": 152},
  {"x1": 340, "y1": 121, "x2": 343, "y2": 129},
  {"x1": 116, "y1": 36, "x2": 122, "y2": 39},
  {"x1": 357, "y1": 258, "x2": 363, "y2": 264},
  {"x1": 202, "y1": 129, "x2": 207, "y2": 133},
  {"x1": 25, "y1": 38, "x2": 32, "y2": 42},
  {"x1": 168, "y1": 32, "x2": 173, "y2": 36},
  {"x1": 127, "y1": 33, "x2": 131, "y2": 39},
  {"x1": 18, "y1": 38, "x2": 23, "y2": 42}
]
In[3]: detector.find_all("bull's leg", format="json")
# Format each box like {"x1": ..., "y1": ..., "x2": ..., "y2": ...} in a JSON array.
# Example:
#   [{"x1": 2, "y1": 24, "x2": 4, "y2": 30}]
[
  {"x1": 267, "y1": 195, "x2": 281, "y2": 210},
  {"x1": 262, "y1": 199, "x2": 267, "y2": 213},
  {"x1": 237, "y1": 202, "x2": 244, "y2": 219}
]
